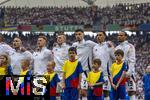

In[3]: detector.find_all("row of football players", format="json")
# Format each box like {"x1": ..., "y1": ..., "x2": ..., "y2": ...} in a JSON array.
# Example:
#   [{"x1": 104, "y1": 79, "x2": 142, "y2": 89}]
[{"x1": 0, "y1": 29, "x2": 136, "y2": 99}]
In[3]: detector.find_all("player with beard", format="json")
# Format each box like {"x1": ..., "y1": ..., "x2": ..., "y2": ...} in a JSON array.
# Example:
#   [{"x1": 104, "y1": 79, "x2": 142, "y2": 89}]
[
  {"x1": 115, "y1": 31, "x2": 136, "y2": 100},
  {"x1": 93, "y1": 31, "x2": 115, "y2": 100},
  {"x1": 72, "y1": 29, "x2": 97, "y2": 99},
  {"x1": 33, "y1": 35, "x2": 53, "y2": 75},
  {"x1": 10, "y1": 37, "x2": 32, "y2": 75}
]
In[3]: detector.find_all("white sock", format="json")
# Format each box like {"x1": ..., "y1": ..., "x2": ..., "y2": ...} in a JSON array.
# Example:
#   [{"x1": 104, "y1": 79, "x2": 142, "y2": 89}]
[
  {"x1": 81, "y1": 97, "x2": 87, "y2": 100},
  {"x1": 130, "y1": 95, "x2": 136, "y2": 100},
  {"x1": 104, "y1": 97, "x2": 110, "y2": 100}
]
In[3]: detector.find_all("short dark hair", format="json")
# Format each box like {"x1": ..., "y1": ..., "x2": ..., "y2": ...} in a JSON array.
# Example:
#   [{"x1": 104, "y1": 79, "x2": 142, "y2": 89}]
[
  {"x1": 75, "y1": 29, "x2": 84, "y2": 33},
  {"x1": 38, "y1": 35, "x2": 47, "y2": 42},
  {"x1": 93, "y1": 59, "x2": 101, "y2": 66},
  {"x1": 115, "y1": 49, "x2": 124, "y2": 57},
  {"x1": 120, "y1": 31, "x2": 128, "y2": 36},
  {"x1": 97, "y1": 31, "x2": 106, "y2": 36},
  {"x1": 68, "y1": 47, "x2": 77, "y2": 54}
]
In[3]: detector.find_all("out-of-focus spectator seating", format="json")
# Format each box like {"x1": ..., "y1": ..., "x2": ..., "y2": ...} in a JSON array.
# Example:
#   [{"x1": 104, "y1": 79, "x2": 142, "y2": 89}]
[{"x1": 1, "y1": 3, "x2": 150, "y2": 26}]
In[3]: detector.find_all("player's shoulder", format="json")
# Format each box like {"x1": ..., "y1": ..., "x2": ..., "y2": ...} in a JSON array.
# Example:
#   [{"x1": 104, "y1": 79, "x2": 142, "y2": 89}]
[
  {"x1": 44, "y1": 48, "x2": 51, "y2": 52},
  {"x1": 115, "y1": 44, "x2": 120, "y2": 50},
  {"x1": 72, "y1": 42, "x2": 78, "y2": 48},
  {"x1": 93, "y1": 43, "x2": 99, "y2": 47},
  {"x1": 128, "y1": 43, "x2": 135, "y2": 49},
  {"x1": 86, "y1": 40, "x2": 96, "y2": 45}
]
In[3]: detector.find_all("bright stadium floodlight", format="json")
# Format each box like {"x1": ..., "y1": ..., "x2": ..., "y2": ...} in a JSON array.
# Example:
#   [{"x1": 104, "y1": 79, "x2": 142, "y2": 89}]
[
  {"x1": 64, "y1": 32, "x2": 74, "y2": 35},
  {"x1": 84, "y1": 31, "x2": 94, "y2": 36},
  {"x1": 125, "y1": 31, "x2": 132, "y2": 36}
]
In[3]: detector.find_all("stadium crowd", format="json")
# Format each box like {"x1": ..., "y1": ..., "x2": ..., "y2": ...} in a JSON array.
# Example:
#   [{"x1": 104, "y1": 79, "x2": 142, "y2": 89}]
[{"x1": 1, "y1": 2, "x2": 150, "y2": 26}]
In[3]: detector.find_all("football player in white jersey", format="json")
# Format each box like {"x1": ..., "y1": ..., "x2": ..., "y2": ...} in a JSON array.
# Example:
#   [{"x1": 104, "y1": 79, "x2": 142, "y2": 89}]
[
  {"x1": 33, "y1": 35, "x2": 53, "y2": 75},
  {"x1": 93, "y1": 31, "x2": 115, "y2": 100},
  {"x1": 72, "y1": 29, "x2": 97, "y2": 99},
  {"x1": 0, "y1": 34, "x2": 15, "y2": 55},
  {"x1": 53, "y1": 32, "x2": 70, "y2": 76},
  {"x1": 10, "y1": 37, "x2": 32, "y2": 75},
  {"x1": 116, "y1": 31, "x2": 136, "y2": 100},
  {"x1": 52, "y1": 32, "x2": 70, "y2": 96}
]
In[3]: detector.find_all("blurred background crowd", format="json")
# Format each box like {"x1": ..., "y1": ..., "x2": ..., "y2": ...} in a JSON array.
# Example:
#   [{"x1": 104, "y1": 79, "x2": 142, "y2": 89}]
[{"x1": 0, "y1": 3, "x2": 149, "y2": 26}]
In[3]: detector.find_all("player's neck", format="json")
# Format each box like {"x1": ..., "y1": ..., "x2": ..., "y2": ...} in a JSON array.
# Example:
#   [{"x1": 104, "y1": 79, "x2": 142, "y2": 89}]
[
  {"x1": 99, "y1": 40, "x2": 104, "y2": 44},
  {"x1": 58, "y1": 43, "x2": 63, "y2": 47},
  {"x1": 78, "y1": 39, "x2": 84, "y2": 43},
  {"x1": 15, "y1": 47, "x2": 20, "y2": 51},
  {"x1": 38, "y1": 46, "x2": 45, "y2": 51}
]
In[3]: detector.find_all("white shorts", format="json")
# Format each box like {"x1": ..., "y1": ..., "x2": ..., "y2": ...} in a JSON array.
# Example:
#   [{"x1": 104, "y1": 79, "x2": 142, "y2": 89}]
[
  {"x1": 126, "y1": 78, "x2": 136, "y2": 91},
  {"x1": 103, "y1": 76, "x2": 111, "y2": 91},
  {"x1": 81, "y1": 72, "x2": 88, "y2": 89}
]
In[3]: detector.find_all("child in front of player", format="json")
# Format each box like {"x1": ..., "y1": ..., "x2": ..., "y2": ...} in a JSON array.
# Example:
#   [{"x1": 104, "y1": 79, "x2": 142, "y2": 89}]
[
  {"x1": 12, "y1": 59, "x2": 32, "y2": 96},
  {"x1": 62, "y1": 47, "x2": 83, "y2": 100},
  {"x1": 0, "y1": 54, "x2": 13, "y2": 95},
  {"x1": 44, "y1": 60, "x2": 61, "y2": 100},
  {"x1": 86, "y1": 59, "x2": 105, "y2": 100},
  {"x1": 0, "y1": 54, "x2": 13, "y2": 75},
  {"x1": 143, "y1": 65, "x2": 150, "y2": 100},
  {"x1": 108, "y1": 49, "x2": 127, "y2": 100}
]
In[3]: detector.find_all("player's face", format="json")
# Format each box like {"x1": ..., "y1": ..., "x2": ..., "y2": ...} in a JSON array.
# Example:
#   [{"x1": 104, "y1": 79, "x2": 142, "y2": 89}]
[
  {"x1": 75, "y1": 31, "x2": 84, "y2": 41},
  {"x1": 0, "y1": 55, "x2": 7, "y2": 65},
  {"x1": 69, "y1": 51, "x2": 76, "y2": 59},
  {"x1": 115, "y1": 54, "x2": 123, "y2": 62},
  {"x1": 13, "y1": 38, "x2": 22, "y2": 49},
  {"x1": 47, "y1": 61, "x2": 54, "y2": 72},
  {"x1": 37, "y1": 38, "x2": 46, "y2": 48},
  {"x1": 117, "y1": 32, "x2": 127, "y2": 42},
  {"x1": 57, "y1": 35, "x2": 65, "y2": 45},
  {"x1": 96, "y1": 32, "x2": 105, "y2": 43},
  {"x1": 92, "y1": 62, "x2": 99, "y2": 70}
]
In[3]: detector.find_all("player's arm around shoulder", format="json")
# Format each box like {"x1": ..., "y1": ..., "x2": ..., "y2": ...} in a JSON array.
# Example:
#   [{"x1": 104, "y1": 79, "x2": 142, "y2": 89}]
[
  {"x1": 86, "y1": 40, "x2": 97, "y2": 48},
  {"x1": 45, "y1": 49, "x2": 54, "y2": 60}
]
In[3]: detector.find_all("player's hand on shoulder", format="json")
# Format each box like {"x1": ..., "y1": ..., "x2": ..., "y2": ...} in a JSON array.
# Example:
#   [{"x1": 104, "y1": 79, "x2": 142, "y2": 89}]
[
  {"x1": 20, "y1": 47, "x2": 27, "y2": 52},
  {"x1": 107, "y1": 41, "x2": 114, "y2": 48}
]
